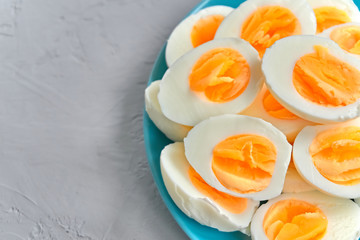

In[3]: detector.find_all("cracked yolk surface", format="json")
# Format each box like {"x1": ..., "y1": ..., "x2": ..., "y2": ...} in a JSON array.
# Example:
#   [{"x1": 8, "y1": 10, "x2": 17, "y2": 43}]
[
  {"x1": 191, "y1": 15, "x2": 225, "y2": 48},
  {"x1": 314, "y1": 7, "x2": 351, "y2": 33},
  {"x1": 310, "y1": 126, "x2": 360, "y2": 185},
  {"x1": 188, "y1": 166, "x2": 248, "y2": 214},
  {"x1": 293, "y1": 45, "x2": 360, "y2": 107},
  {"x1": 211, "y1": 134, "x2": 276, "y2": 194},
  {"x1": 263, "y1": 199, "x2": 328, "y2": 240},
  {"x1": 189, "y1": 48, "x2": 250, "y2": 103},
  {"x1": 263, "y1": 89, "x2": 298, "y2": 120},
  {"x1": 330, "y1": 25, "x2": 360, "y2": 55},
  {"x1": 241, "y1": 6, "x2": 301, "y2": 57}
]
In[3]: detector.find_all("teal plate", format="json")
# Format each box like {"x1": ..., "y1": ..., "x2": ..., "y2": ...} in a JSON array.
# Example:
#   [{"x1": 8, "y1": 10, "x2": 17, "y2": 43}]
[{"x1": 143, "y1": 0, "x2": 360, "y2": 239}]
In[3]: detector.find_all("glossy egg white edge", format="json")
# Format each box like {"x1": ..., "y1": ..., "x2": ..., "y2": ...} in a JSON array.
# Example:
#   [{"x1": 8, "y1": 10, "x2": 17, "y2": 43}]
[
  {"x1": 158, "y1": 38, "x2": 264, "y2": 126},
  {"x1": 262, "y1": 35, "x2": 360, "y2": 124},
  {"x1": 165, "y1": 5, "x2": 234, "y2": 67},
  {"x1": 215, "y1": 0, "x2": 316, "y2": 39},
  {"x1": 145, "y1": 80, "x2": 191, "y2": 142},
  {"x1": 160, "y1": 142, "x2": 260, "y2": 233},
  {"x1": 293, "y1": 118, "x2": 360, "y2": 198},
  {"x1": 241, "y1": 84, "x2": 316, "y2": 143},
  {"x1": 184, "y1": 114, "x2": 292, "y2": 201},
  {"x1": 250, "y1": 191, "x2": 360, "y2": 240},
  {"x1": 306, "y1": 0, "x2": 360, "y2": 22},
  {"x1": 282, "y1": 165, "x2": 316, "y2": 193}
]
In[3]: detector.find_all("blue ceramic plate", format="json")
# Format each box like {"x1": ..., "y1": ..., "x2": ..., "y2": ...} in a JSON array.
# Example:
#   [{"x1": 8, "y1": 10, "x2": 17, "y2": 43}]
[{"x1": 143, "y1": 0, "x2": 360, "y2": 239}]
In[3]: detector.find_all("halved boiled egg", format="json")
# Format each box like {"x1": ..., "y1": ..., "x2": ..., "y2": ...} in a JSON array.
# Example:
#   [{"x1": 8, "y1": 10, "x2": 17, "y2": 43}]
[
  {"x1": 293, "y1": 118, "x2": 360, "y2": 198},
  {"x1": 184, "y1": 114, "x2": 292, "y2": 201},
  {"x1": 251, "y1": 191, "x2": 360, "y2": 240},
  {"x1": 306, "y1": 0, "x2": 360, "y2": 33},
  {"x1": 241, "y1": 84, "x2": 316, "y2": 144},
  {"x1": 160, "y1": 142, "x2": 259, "y2": 233},
  {"x1": 145, "y1": 80, "x2": 192, "y2": 141},
  {"x1": 319, "y1": 22, "x2": 360, "y2": 56},
  {"x1": 158, "y1": 38, "x2": 263, "y2": 126},
  {"x1": 165, "y1": 6, "x2": 233, "y2": 66},
  {"x1": 262, "y1": 35, "x2": 360, "y2": 124},
  {"x1": 283, "y1": 159, "x2": 316, "y2": 193},
  {"x1": 215, "y1": 0, "x2": 316, "y2": 57}
]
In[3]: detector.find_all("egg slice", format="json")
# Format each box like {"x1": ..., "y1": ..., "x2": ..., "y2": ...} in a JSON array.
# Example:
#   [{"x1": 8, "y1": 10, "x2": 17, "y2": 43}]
[
  {"x1": 319, "y1": 22, "x2": 360, "y2": 57},
  {"x1": 184, "y1": 114, "x2": 292, "y2": 201},
  {"x1": 158, "y1": 38, "x2": 263, "y2": 126},
  {"x1": 241, "y1": 84, "x2": 316, "y2": 144},
  {"x1": 283, "y1": 159, "x2": 316, "y2": 193},
  {"x1": 306, "y1": 0, "x2": 360, "y2": 33},
  {"x1": 145, "y1": 80, "x2": 192, "y2": 142},
  {"x1": 293, "y1": 118, "x2": 360, "y2": 198},
  {"x1": 165, "y1": 6, "x2": 233, "y2": 66},
  {"x1": 251, "y1": 191, "x2": 360, "y2": 240},
  {"x1": 262, "y1": 35, "x2": 360, "y2": 124},
  {"x1": 215, "y1": 0, "x2": 316, "y2": 57},
  {"x1": 160, "y1": 142, "x2": 259, "y2": 233}
]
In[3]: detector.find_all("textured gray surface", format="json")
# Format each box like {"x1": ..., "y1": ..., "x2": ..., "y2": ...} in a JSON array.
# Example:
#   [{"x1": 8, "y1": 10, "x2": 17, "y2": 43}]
[{"x1": 0, "y1": 0, "x2": 195, "y2": 239}]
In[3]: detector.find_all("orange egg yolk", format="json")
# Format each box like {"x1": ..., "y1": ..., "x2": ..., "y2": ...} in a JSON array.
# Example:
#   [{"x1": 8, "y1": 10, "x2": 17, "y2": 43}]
[
  {"x1": 241, "y1": 6, "x2": 301, "y2": 58},
  {"x1": 314, "y1": 7, "x2": 351, "y2": 33},
  {"x1": 211, "y1": 134, "x2": 276, "y2": 194},
  {"x1": 310, "y1": 126, "x2": 360, "y2": 185},
  {"x1": 191, "y1": 15, "x2": 225, "y2": 48},
  {"x1": 293, "y1": 45, "x2": 360, "y2": 107},
  {"x1": 189, "y1": 48, "x2": 250, "y2": 103},
  {"x1": 263, "y1": 199, "x2": 328, "y2": 240},
  {"x1": 263, "y1": 89, "x2": 298, "y2": 120},
  {"x1": 188, "y1": 166, "x2": 248, "y2": 214},
  {"x1": 330, "y1": 25, "x2": 360, "y2": 55}
]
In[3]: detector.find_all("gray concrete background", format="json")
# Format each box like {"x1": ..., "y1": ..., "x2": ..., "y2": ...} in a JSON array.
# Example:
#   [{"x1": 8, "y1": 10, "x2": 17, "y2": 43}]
[{"x1": 0, "y1": 0, "x2": 197, "y2": 239}]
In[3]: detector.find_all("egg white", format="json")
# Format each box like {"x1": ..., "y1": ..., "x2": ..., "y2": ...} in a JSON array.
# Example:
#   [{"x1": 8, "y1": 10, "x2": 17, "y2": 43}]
[
  {"x1": 184, "y1": 114, "x2": 292, "y2": 201},
  {"x1": 160, "y1": 142, "x2": 259, "y2": 233},
  {"x1": 165, "y1": 5, "x2": 234, "y2": 67}
]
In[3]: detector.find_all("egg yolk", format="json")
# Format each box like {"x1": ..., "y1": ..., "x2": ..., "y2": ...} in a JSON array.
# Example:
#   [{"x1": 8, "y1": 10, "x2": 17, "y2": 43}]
[
  {"x1": 314, "y1": 7, "x2": 351, "y2": 33},
  {"x1": 263, "y1": 199, "x2": 328, "y2": 240},
  {"x1": 263, "y1": 89, "x2": 298, "y2": 120},
  {"x1": 293, "y1": 45, "x2": 360, "y2": 107},
  {"x1": 211, "y1": 134, "x2": 276, "y2": 194},
  {"x1": 241, "y1": 6, "x2": 301, "y2": 58},
  {"x1": 191, "y1": 15, "x2": 225, "y2": 48},
  {"x1": 310, "y1": 126, "x2": 360, "y2": 185},
  {"x1": 188, "y1": 166, "x2": 248, "y2": 214},
  {"x1": 330, "y1": 25, "x2": 360, "y2": 55},
  {"x1": 189, "y1": 48, "x2": 250, "y2": 103}
]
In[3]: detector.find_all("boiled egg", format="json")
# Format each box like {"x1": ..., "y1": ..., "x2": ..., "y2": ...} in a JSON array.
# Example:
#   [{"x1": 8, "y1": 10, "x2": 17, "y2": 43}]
[
  {"x1": 158, "y1": 38, "x2": 263, "y2": 126},
  {"x1": 293, "y1": 118, "x2": 360, "y2": 198},
  {"x1": 306, "y1": 0, "x2": 360, "y2": 33},
  {"x1": 160, "y1": 142, "x2": 259, "y2": 234},
  {"x1": 251, "y1": 191, "x2": 360, "y2": 240},
  {"x1": 241, "y1": 84, "x2": 316, "y2": 144},
  {"x1": 184, "y1": 114, "x2": 292, "y2": 201},
  {"x1": 165, "y1": 6, "x2": 233, "y2": 66},
  {"x1": 215, "y1": 0, "x2": 316, "y2": 57},
  {"x1": 319, "y1": 22, "x2": 360, "y2": 57},
  {"x1": 262, "y1": 35, "x2": 360, "y2": 124},
  {"x1": 145, "y1": 80, "x2": 192, "y2": 142}
]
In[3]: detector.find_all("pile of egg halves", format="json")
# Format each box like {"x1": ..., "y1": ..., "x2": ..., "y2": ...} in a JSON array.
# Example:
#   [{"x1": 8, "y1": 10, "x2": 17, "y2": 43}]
[{"x1": 144, "y1": 0, "x2": 360, "y2": 239}]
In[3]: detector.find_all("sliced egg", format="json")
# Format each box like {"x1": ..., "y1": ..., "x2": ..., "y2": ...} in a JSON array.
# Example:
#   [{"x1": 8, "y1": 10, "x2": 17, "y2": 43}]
[
  {"x1": 145, "y1": 80, "x2": 192, "y2": 141},
  {"x1": 251, "y1": 191, "x2": 360, "y2": 240},
  {"x1": 319, "y1": 22, "x2": 360, "y2": 57},
  {"x1": 356, "y1": 198, "x2": 360, "y2": 206},
  {"x1": 241, "y1": 84, "x2": 316, "y2": 144},
  {"x1": 306, "y1": 0, "x2": 360, "y2": 33},
  {"x1": 293, "y1": 118, "x2": 360, "y2": 198},
  {"x1": 184, "y1": 114, "x2": 292, "y2": 201},
  {"x1": 283, "y1": 159, "x2": 316, "y2": 193},
  {"x1": 262, "y1": 35, "x2": 360, "y2": 124},
  {"x1": 160, "y1": 142, "x2": 259, "y2": 233},
  {"x1": 165, "y1": 6, "x2": 233, "y2": 66},
  {"x1": 215, "y1": 0, "x2": 316, "y2": 57},
  {"x1": 158, "y1": 38, "x2": 263, "y2": 126}
]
